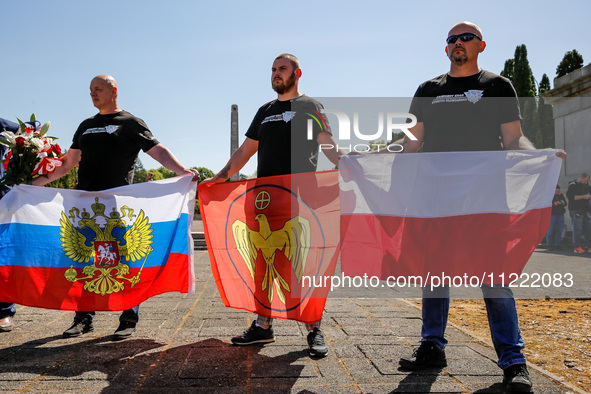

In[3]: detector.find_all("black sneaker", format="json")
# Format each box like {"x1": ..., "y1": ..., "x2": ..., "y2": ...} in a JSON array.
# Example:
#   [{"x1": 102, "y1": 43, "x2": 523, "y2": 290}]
[
  {"x1": 231, "y1": 320, "x2": 275, "y2": 345},
  {"x1": 63, "y1": 318, "x2": 94, "y2": 338},
  {"x1": 112, "y1": 321, "x2": 136, "y2": 341},
  {"x1": 399, "y1": 341, "x2": 447, "y2": 370},
  {"x1": 503, "y1": 363, "x2": 532, "y2": 392},
  {"x1": 307, "y1": 327, "x2": 328, "y2": 358}
]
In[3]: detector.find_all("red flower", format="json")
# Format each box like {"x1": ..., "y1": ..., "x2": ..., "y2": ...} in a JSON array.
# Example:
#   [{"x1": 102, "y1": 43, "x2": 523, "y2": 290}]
[
  {"x1": 15, "y1": 136, "x2": 25, "y2": 147},
  {"x1": 51, "y1": 143, "x2": 62, "y2": 156},
  {"x1": 3, "y1": 151, "x2": 12, "y2": 170}
]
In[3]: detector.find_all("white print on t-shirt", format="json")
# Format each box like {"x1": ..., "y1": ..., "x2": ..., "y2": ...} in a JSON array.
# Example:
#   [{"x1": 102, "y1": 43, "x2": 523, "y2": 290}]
[
  {"x1": 431, "y1": 90, "x2": 484, "y2": 105},
  {"x1": 261, "y1": 111, "x2": 296, "y2": 125},
  {"x1": 82, "y1": 125, "x2": 120, "y2": 136}
]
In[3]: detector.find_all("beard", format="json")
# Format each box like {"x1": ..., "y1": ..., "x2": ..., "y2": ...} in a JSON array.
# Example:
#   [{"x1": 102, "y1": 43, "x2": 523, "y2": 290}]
[
  {"x1": 272, "y1": 72, "x2": 296, "y2": 94},
  {"x1": 449, "y1": 50, "x2": 468, "y2": 66}
]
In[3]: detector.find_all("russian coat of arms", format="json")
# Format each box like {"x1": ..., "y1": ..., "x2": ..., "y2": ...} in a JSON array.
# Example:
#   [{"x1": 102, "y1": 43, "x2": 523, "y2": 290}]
[{"x1": 60, "y1": 197, "x2": 153, "y2": 295}]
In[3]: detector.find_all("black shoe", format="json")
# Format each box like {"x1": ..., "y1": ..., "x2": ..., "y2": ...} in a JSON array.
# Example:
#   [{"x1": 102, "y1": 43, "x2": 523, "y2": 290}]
[
  {"x1": 112, "y1": 321, "x2": 136, "y2": 341},
  {"x1": 503, "y1": 363, "x2": 532, "y2": 392},
  {"x1": 231, "y1": 320, "x2": 275, "y2": 345},
  {"x1": 399, "y1": 341, "x2": 447, "y2": 370},
  {"x1": 63, "y1": 318, "x2": 94, "y2": 338},
  {"x1": 307, "y1": 327, "x2": 328, "y2": 358}
]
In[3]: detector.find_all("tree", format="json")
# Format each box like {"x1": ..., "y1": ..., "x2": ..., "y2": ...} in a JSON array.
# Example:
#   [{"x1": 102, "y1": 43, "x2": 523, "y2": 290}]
[
  {"x1": 132, "y1": 158, "x2": 147, "y2": 184},
  {"x1": 556, "y1": 49, "x2": 584, "y2": 78},
  {"x1": 501, "y1": 45, "x2": 542, "y2": 148},
  {"x1": 500, "y1": 59, "x2": 515, "y2": 81},
  {"x1": 538, "y1": 74, "x2": 555, "y2": 148},
  {"x1": 193, "y1": 166, "x2": 215, "y2": 183},
  {"x1": 45, "y1": 167, "x2": 78, "y2": 189}
]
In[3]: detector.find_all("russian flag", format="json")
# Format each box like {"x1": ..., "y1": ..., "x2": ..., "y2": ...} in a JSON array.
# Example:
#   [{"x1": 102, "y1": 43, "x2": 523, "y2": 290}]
[
  {"x1": 0, "y1": 176, "x2": 196, "y2": 311},
  {"x1": 339, "y1": 150, "x2": 562, "y2": 283}
]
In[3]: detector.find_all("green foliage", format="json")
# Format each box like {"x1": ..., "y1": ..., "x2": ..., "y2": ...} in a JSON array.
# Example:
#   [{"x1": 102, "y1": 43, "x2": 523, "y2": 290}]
[
  {"x1": 193, "y1": 166, "x2": 215, "y2": 183},
  {"x1": 133, "y1": 158, "x2": 147, "y2": 184},
  {"x1": 538, "y1": 73, "x2": 555, "y2": 148},
  {"x1": 500, "y1": 59, "x2": 515, "y2": 81},
  {"x1": 156, "y1": 166, "x2": 176, "y2": 179},
  {"x1": 45, "y1": 167, "x2": 78, "y2": 189},
  {"x1": 556, "y1": 49, "x2": 584, "y2": 78},
  {"x1": 501, "y1": 45, "x2": 542, "y2": 148}
]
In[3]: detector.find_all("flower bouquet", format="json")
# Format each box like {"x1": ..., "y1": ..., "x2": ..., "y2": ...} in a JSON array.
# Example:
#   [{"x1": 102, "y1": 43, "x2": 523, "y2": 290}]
[{"x1": 0, "y1": 114, "x2": 64, "y2": 186}]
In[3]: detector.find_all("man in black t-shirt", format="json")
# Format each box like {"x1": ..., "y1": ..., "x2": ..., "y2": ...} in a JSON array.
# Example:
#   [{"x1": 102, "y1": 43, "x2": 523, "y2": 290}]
[
  {"x1": 566, "y1": 173, "x2": 591, "y2": 253},
  {"x1": 0, "y1": 117, "x2": 19, "y2": 333},
  {"x1": 202, "y1": 54, "x2": 341, "y2": 358},
  {"x1": 35, "y1": 74, "x2": 198, "y2": 341},
  {"x1": 390, "y1": 22, "x2": 564, "y2": 392}
]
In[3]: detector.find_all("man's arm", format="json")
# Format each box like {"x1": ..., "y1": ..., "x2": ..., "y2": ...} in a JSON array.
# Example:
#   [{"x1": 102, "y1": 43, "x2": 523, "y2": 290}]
[
  {"x1": 32, "y1": 148, "x2": 81, "y2": 186},
  {"x1": 317, "y1": 131, "x2": 342, "y2": 166},
  {"x1": 146, "y1": 144, "x2": 198, "y2": 178},
  {"x1": 388, "y1": 122, "x2": 424, "y2": 154},
  {"x1": 201, "y1": 137, "x2": 259, "y2": 184},
  {"x1": 500, "y1": 120, "x2": 535, "y2": 150}
]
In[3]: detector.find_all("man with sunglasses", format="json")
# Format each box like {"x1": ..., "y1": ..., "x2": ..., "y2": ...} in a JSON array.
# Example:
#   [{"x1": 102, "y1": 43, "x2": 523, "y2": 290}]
[{"x1": 395, "y1": 22, "x2": 541, "y2": 392}]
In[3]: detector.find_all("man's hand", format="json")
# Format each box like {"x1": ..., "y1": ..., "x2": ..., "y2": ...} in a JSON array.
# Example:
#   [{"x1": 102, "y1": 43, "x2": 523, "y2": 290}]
[
  {"x1": 556, "y1": 150, "x2": 567, "y2": 159},
  {"x1": 199, "y1": 177, "x2": 216, "y2": 186},
  {"x1": 184, "y1": 168, "x2": 200, "y2": 182}
]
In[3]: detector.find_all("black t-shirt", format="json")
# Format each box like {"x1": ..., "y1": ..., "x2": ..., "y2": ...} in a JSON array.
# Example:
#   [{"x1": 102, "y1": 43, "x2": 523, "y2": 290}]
[
  {"x1": 551, "y1": 192, "x2": 567, "y2": 216},
  {"x1": 409, "y1": 70, "x2": 521, "y2": 152},
  {"x1": 245, "y1": 95, "x2": 330, "y2": 178},
  {"x1": 566, "y1": 180, "x2": 590, "y2": 212},
  {"x1": 71, "y1": 110, "x2": 159, "y2": 191}
]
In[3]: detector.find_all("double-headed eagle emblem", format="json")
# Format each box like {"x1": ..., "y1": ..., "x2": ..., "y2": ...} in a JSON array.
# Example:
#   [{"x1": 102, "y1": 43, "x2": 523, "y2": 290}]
[
  {"x1": 59, "y1": 197, "x2": 153, "y2": 295},
  {"x1": 232, "y1": 191, "x2": 311, "y2": 305}
]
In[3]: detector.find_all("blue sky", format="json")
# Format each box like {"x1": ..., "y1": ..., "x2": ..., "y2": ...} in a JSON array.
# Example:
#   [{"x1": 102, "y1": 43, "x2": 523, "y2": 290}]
[{"x1": 2, "y1": 0, "x2": 589, "y2": 177}]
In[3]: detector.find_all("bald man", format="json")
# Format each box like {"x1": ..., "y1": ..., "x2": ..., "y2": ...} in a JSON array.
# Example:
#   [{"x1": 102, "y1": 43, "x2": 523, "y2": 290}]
[
  {"x1": 35, "y1": 74, "x2": 198, "y2": 340},
  {"x1": 393, "y1": 22, "x2": 534, "y2": 392}
]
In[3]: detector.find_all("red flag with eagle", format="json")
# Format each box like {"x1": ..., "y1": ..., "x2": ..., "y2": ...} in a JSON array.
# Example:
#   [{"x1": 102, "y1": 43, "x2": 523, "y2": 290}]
[{"x1": 198, "y1": 170, "x2": 340, "y2": 324}]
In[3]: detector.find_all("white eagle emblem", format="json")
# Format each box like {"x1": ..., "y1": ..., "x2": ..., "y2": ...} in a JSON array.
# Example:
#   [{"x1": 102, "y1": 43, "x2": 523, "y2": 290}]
[
  {"x1": 282, "y1": 111, "x2": 296, "y2": 123},
  {"x1": 464, "y1": 90, "x2": 484, "y2": 104}
]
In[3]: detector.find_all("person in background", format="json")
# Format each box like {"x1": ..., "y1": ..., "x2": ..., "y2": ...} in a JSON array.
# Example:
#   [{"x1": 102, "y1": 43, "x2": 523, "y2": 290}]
[
  {"x1": 566, "y1": 173, "x2": 591, "y2": 254},
  {"x1": 0, "y1": 117, "x2": 19, "y2": 332},
  {"x1": 546, "y1": 185, "x2": 566, "y2": 250}
]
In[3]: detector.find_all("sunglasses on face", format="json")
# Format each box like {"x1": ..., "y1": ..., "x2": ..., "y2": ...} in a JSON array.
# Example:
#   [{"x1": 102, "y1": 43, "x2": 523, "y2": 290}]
[{"x1": 446, "y1": 33, "x2": 481, "y2": 44}]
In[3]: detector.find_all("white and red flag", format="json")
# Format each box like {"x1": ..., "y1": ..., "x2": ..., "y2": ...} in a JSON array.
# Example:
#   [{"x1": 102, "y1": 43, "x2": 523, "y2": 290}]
[{"x1": 339, "y1": 150, "x2": 562, "y2": 283}]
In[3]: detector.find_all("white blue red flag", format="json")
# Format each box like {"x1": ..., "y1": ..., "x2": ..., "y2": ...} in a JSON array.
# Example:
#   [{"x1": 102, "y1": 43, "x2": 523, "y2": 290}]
[
  {"x1": 339, "y1": 150, "x2": 562, "y2": 283},
  {"x1": 0, "y1": 176, "x2": 196, "y2": 310}
]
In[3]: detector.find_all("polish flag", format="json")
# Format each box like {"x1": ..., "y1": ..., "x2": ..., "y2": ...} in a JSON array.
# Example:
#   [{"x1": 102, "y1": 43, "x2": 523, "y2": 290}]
[{"x1": 339, "y1": 150, "x2": 562, "y2": 283}]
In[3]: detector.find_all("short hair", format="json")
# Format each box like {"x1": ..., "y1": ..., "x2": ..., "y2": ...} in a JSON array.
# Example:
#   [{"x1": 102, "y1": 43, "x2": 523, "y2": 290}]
[
  {"x1": 581, "y1": 172, "x2": 589, "y2": 179},
  {"x1": 275, "y1": 53, "x2": 300, "y2": 72}
]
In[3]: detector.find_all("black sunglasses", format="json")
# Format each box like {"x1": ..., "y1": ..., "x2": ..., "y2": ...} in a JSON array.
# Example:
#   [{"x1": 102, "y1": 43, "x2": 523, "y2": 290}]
[{"x1": 446, "y1": 33, "x2": 481, "y2": 44}]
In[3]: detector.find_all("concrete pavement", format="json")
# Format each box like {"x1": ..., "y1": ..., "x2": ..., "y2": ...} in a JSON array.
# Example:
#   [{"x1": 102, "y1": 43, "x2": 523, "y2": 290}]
[{"x1": 0, "y1": 223, "x2": 588, "y2": 393}]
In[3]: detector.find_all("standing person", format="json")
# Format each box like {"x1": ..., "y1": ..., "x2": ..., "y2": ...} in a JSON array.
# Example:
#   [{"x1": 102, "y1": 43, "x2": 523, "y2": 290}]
[
  {"x1": 390, "y1": 22, "x2": 565, "y2": 392},
  {"x1": 0, "y1": 117, "x2": 19, "y2": 332},
  {"x1": 201, "y1": 54, "x2": 341, "y2": 358},
  {"x1": 547, "y1": 185, "x2": 567, "y2": 250},
  {"x1": 34, "y1": 74, "x2": 198, "y2": 340},
  {"x1": 565, "y1": 173, "x2": 591, "y2": 253}
]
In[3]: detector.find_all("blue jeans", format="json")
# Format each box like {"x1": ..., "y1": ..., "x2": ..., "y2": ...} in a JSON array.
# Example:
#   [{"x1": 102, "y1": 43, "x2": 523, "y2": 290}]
[
  {"x1": 421, "y1": 285, "x2": 525, "y2": 370},
  {"x1": 75, "y1": 305, "x2": 140, "y2": 323},
  {"x1": 546, "y1": 214, "x2": 564, "y2": 247},
  {"x1": 0, "y1": 303, "x2": 15, "y2": 319},
  {"x1": 570, "y1": 211, "x2": 591, "y2": 249}
]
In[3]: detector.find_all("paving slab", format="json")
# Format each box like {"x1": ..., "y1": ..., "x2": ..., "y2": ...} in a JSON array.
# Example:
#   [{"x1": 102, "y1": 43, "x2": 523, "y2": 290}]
[{"x1": 0, "y1": 222, "x2": 586, "y2": 393}]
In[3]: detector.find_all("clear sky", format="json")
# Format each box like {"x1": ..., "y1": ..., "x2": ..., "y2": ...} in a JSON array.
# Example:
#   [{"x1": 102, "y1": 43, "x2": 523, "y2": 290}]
[{"x1": 2, "y1": 0, "x2": 589, "y2": 177}]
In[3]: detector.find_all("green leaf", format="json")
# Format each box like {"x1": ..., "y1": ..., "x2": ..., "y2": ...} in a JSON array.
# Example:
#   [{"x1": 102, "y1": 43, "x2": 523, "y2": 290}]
[
  {"x1": 30, "y1": 113, "x2": 36, "y2": 123},
  {"x1": 17, "y1": 118, "x2": 26, "y2": 132},
  {"x1": 39, "y1": 121, "x2": 51, "y2": 137}
]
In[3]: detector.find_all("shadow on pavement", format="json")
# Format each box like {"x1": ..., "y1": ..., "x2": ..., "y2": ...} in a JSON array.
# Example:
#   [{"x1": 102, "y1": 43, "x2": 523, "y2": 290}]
[{"x1": 0, "y1": 336, "x2": 309, "y2": 392}]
